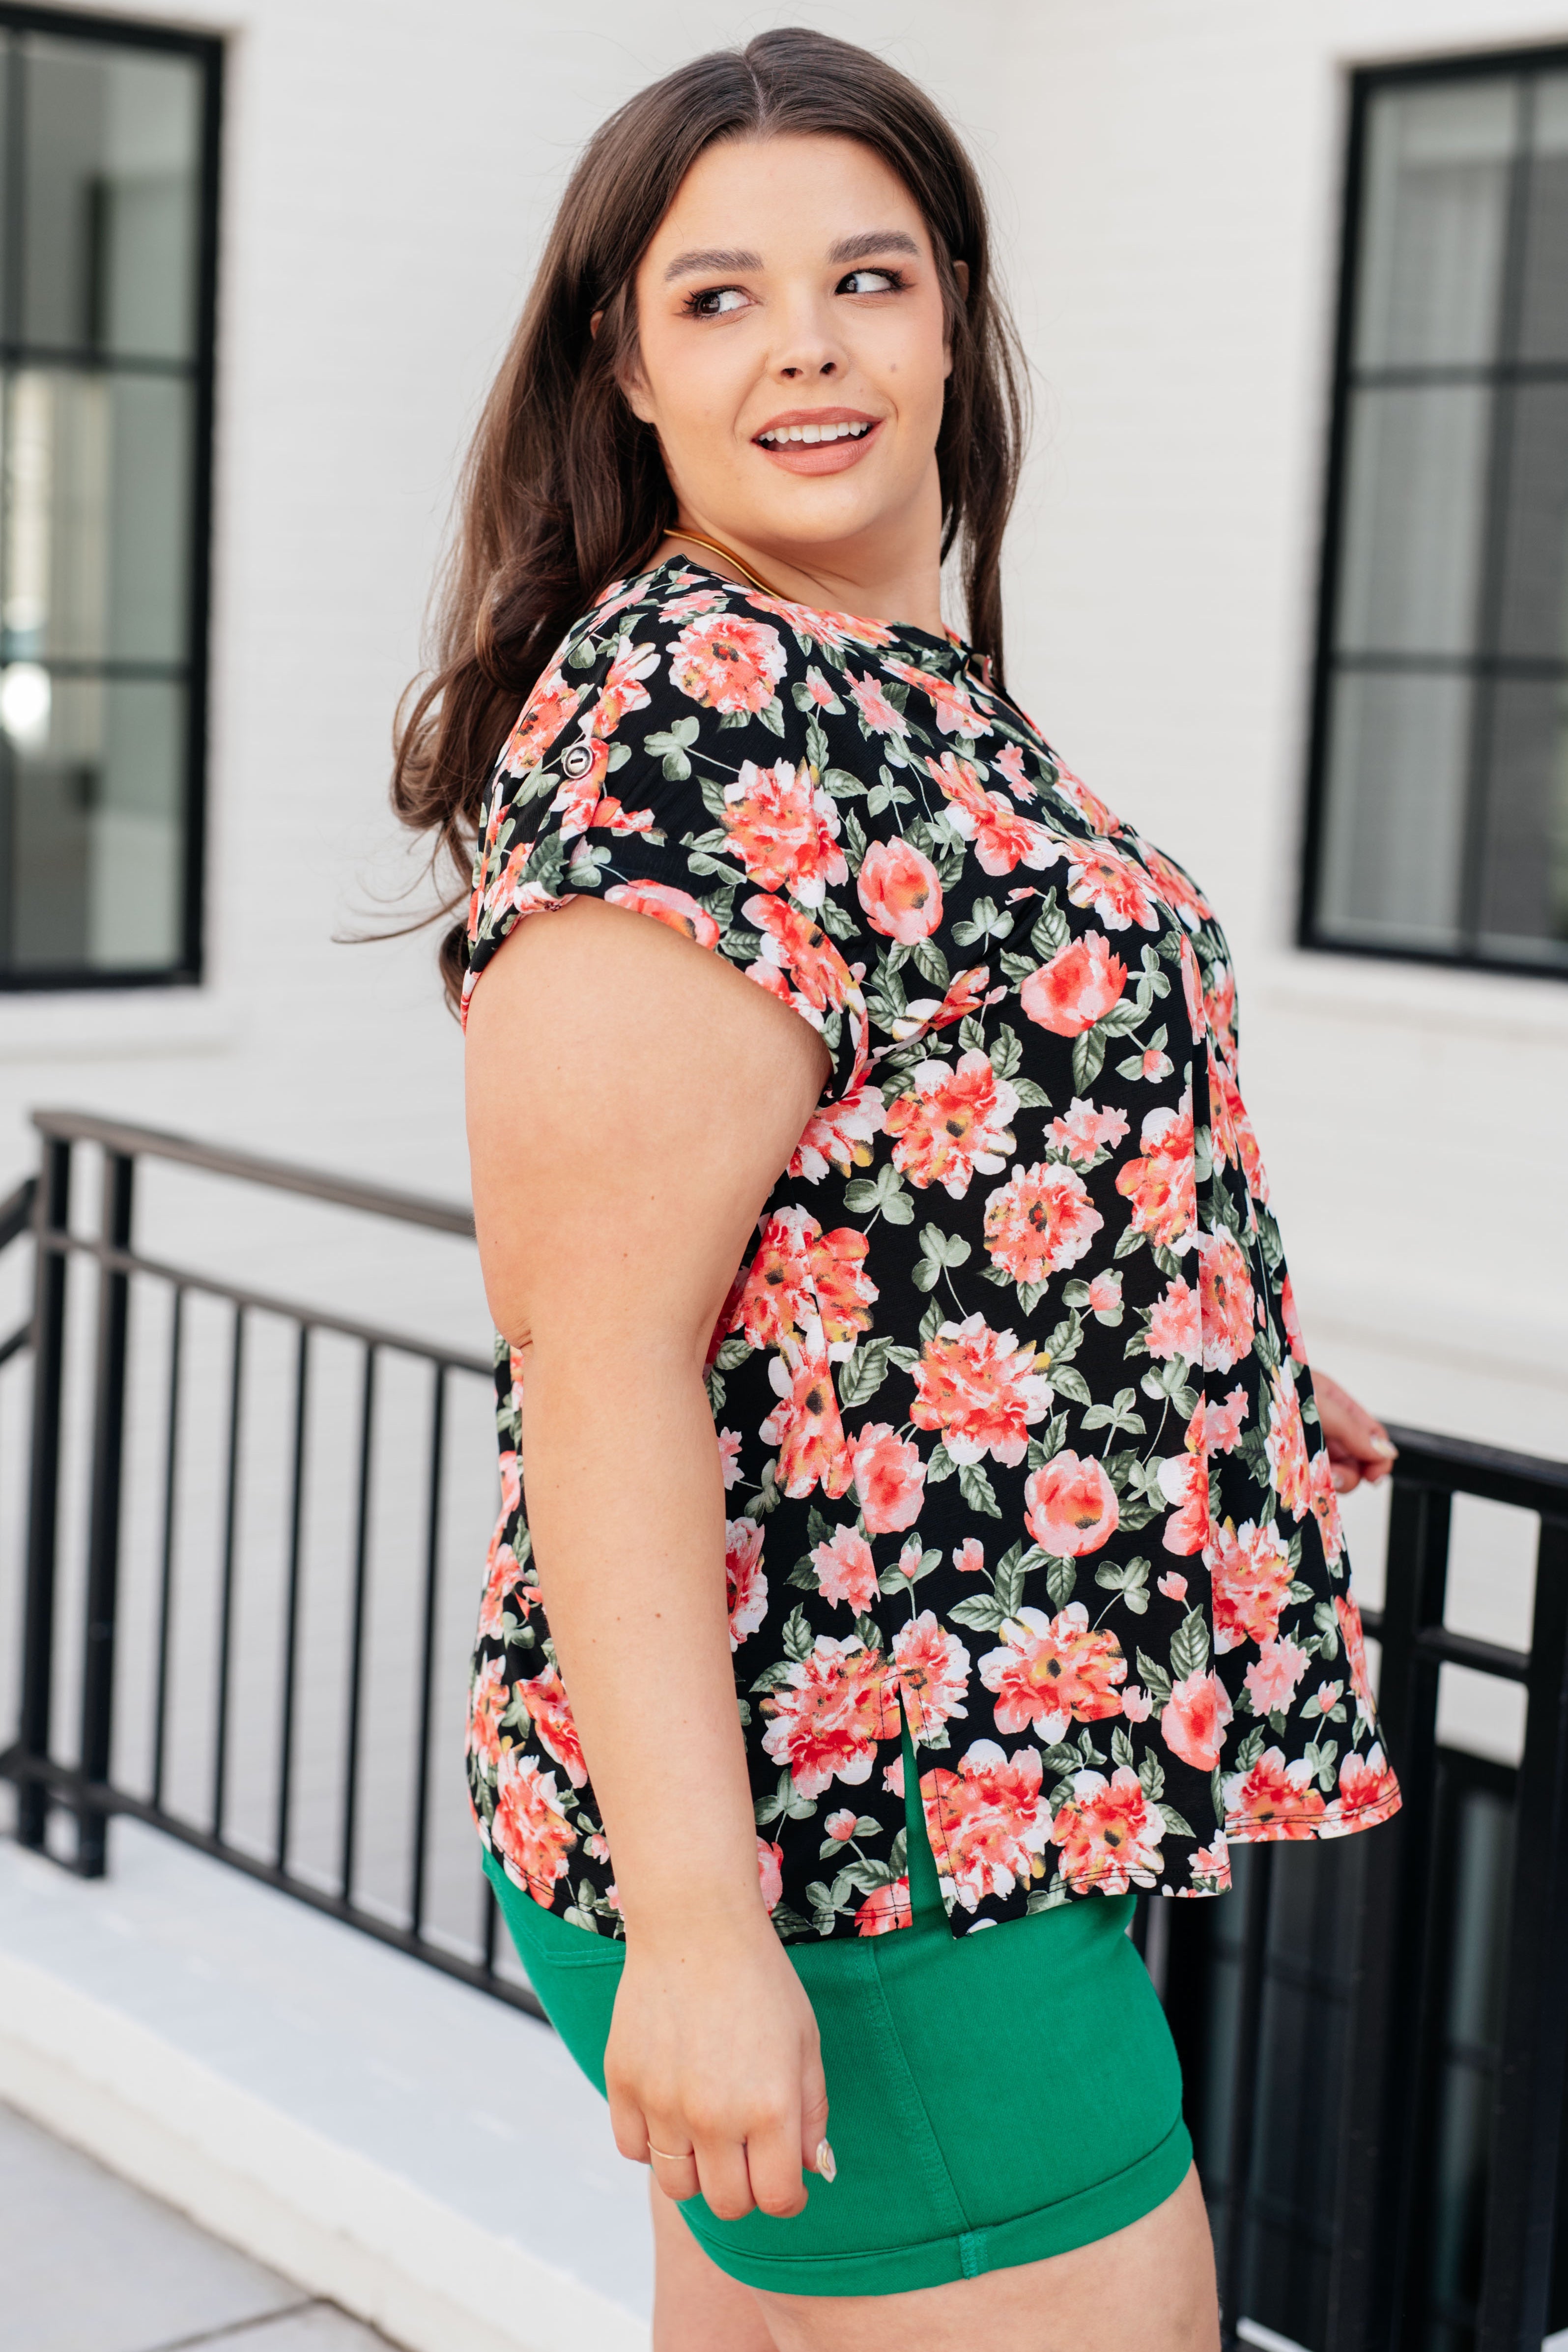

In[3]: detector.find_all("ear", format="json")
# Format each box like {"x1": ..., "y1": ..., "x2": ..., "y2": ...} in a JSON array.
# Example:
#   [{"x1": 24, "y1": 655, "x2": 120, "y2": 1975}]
[
  {"x1": 619, "y1": 353, "x2": 657, "y2": 426},
  {"x1": 589, "y1": 310, "x2": 602, "y2": 340},
  {"x1": 953, "y1": 258, "x2": 970, "y2": 302}
]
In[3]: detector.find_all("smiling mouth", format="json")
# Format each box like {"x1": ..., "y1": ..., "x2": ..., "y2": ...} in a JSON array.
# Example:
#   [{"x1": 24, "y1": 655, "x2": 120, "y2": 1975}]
[{"x1": 756, "y1": 420, "x2": 875, "y2": 447}]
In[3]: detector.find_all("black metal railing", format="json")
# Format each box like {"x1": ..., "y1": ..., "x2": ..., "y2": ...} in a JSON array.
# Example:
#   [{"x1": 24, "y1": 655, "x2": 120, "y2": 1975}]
[
  {"x1": 1, "y1": 1108, "x2": 1567, "y2": 2351},
  {"x1": 1143, "y1": 1427, "x2": 1568, "y2": 2352},
  {"x1": 0, "y1": 1107, "x2": 540, "y2": 2018}
]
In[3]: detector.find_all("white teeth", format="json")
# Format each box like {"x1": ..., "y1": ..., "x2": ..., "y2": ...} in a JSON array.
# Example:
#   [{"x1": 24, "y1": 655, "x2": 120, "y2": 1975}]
[{"x1": 760, "y1": 420, "x2": 872, "y2": 447}]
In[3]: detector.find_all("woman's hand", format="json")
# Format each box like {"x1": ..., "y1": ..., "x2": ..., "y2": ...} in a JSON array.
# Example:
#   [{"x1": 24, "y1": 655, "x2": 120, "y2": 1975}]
[
  {"x1": 1313, "y1": 1369, "x2": 1398, "y2": 1495},
  {"x1": 607, "y1": 1912, "x2": 831, "y2": 2220}
]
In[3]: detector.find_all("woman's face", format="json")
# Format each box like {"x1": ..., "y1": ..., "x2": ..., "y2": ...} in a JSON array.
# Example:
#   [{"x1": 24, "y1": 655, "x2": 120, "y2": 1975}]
[{"x1": 623, "y1": 133, "x2": 954, "y2": 570}]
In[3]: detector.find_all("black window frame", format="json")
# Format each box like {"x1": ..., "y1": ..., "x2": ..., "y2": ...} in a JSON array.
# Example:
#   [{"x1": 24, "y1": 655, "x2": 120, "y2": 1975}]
[
  {"x1": 0, "y1": 2, "x2": 222, "y2": 995},
  {"x1": 1300, "y1": 42, "x2": 1568, "y2": 985}
]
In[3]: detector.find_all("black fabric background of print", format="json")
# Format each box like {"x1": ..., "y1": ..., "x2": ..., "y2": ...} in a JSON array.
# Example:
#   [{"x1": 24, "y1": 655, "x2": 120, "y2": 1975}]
[{"x1": 463, "y1": 558, "x2": 1398, "y2": 1942}]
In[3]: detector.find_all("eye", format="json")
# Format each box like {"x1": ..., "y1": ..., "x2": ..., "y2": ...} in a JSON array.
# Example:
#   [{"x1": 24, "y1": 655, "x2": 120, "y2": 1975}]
[
  {"x1": 683, "y1": 284, "x2": 749, "y2": 318},
  {"x1": 838, "y1": 266, "x2": 906, "y2": 296}
]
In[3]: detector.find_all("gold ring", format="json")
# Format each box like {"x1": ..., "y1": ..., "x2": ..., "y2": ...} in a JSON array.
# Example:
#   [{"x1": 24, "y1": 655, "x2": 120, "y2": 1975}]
[{"x1": 647, "y1": 2143, "x2": 691, "y2": 2163}]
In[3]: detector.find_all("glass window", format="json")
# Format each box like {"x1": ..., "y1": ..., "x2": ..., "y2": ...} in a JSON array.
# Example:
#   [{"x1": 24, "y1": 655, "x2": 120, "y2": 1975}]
[
  {"x1": 1306, "y1": 57, "x2": 1568, "y2": 976},
  {"x1": 0, "y1": 13, "x2": 218, "y2": 988}
]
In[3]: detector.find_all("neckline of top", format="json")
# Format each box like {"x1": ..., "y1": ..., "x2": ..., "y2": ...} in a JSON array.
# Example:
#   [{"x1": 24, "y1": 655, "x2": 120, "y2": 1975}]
[{"x1": 627, "y1": 552, "x2": 982, "y2": 680}]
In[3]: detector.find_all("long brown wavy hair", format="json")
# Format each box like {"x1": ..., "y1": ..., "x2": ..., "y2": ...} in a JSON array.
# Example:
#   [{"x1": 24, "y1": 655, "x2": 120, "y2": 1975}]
[{"x1": 392, "y1": 25, "x2": 1029, "y2": 1007}]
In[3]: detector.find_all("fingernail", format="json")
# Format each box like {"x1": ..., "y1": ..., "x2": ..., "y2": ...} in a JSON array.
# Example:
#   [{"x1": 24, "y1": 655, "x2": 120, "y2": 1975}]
[
  {"x1": 816, "y1": 2139, "x2": 837, "y2": 2184},
  {"x1": 1371, "y1": 1437, "x2": 1398, "y2": 1457},
  {"x1": 1333, "y1": 1469, "x2": 1355, "y2": 1493}
]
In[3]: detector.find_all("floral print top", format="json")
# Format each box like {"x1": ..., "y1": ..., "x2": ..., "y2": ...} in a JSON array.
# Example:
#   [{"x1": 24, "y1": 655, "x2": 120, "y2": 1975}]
[{"x1": 462, "y1": 555, "x2": 1400, "y2": 1942}]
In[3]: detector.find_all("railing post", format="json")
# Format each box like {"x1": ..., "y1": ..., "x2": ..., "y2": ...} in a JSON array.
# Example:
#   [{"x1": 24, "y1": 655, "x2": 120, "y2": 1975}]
[
  {"x1": 1474, "y1": 1511, "x2": 1568, "y2": 2352},
  {"x1": 17, "y1": 1137, "x2": 71, "y2": 1850},
  {"x1": 75, "y1": 1148, "x2": 135, "y2": 1876},
  {"x1": 1325, "y1": 1475, "x2": 1450, "y2": 2352}
]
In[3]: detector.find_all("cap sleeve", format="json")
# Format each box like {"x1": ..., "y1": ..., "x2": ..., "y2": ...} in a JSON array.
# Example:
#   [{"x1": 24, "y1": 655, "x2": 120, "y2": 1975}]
[{"x1": 463, "y1": 580, "x2": 871, "y2": 1106}]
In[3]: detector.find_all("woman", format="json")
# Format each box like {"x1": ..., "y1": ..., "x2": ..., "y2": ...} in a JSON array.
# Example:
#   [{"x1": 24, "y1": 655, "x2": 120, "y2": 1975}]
[{"x1": 394, "y1": 29, "x2": 1400, "y2": 2351}]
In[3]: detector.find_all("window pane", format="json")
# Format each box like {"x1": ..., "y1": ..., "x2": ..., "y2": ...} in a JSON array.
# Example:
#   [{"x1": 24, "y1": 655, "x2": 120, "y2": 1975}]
[
  {"x1": 1495, "y1": 385, "x2": 1568, "y2": 662},
  {"x1": 1519, "y1": 74, "x2": 1568, "y2": 362},
  {"x1": 1476, "y1": 681, "x2": 1568, "y2": 965},
  {"x1": 1353, "y1": 81, "x2": 1517, "y2": 369},
  {"x1": 1335, "y1": 385, "x2": 1491, "y2": 655},
  {"x1": 1, "y1": 673, "x2": 186, "y2": 973},
  {"x1": 22, "y1": 39, "x2": 201, "y2": 360},
  {"x1": 1317, "y1": 672, "x2": 1471, "y2": 951},
  {"x1": 3, "y1": 368, "x2": 192, "y2": 664}
]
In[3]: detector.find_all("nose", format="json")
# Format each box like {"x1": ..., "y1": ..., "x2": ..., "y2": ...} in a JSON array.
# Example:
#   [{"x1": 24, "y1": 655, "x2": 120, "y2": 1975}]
[{"x1": 780, "y1": 356, "x2": 837, "y2": 380}]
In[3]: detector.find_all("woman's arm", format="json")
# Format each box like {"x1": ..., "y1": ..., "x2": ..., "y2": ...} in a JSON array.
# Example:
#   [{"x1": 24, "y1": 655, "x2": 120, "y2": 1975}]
[{"x1": 465, "y1": 896, "x2": 833, "y2": 2223}]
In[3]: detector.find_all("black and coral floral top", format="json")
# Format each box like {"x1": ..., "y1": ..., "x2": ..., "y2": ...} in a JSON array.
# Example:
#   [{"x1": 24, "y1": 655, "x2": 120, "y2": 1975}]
[{"x1": 462, "y1": 555, "x2": 1399, "y2": 1941}]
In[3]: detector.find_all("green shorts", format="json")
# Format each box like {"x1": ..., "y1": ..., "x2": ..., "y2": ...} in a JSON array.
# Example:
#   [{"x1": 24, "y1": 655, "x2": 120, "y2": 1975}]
[{"x1": 483, "y1": 1725, "x2": 1191, "y2": 2297}]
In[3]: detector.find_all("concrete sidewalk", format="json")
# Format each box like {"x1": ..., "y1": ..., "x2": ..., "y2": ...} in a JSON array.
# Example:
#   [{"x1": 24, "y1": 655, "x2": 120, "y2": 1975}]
[{"x1": 0, "y1": 2101, "x2": 387, "y2": 2352}]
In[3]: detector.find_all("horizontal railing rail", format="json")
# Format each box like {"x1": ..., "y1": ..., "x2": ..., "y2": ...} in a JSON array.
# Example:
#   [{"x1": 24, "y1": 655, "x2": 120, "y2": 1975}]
[{"x1": 2, "y1": 1111, "x2": 1566, "y2": 2350}]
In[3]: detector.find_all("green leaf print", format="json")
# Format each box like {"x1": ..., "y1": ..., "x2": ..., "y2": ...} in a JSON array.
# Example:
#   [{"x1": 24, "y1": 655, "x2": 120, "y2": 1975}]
[
  {"x1": 781, "y1": 1606, "x2": 815, "y2": 1663},
  {"x1": 958, "y1": 1460, "x2": 1002, "y2": 1519},
  {"x1": 950, "y1": 1592, "x2": 1010, "y2": 1633},
  {"x1": 1046, "y1": 1556, "x2": 1078, "y2": 1607},
  {"x1": 1072, "y1": 1026, "x2": 1108, "y2": 1091},
  {"x1": 843, "y1": 1163, "x2": 913, "y2": 1225},
  {"x1": 988, "y1": 1023, "x2": 1024, "y2": 1079},
  {"x1": 1094, "y1": 1555, "x2": 1151, "y2": 1615},
  {"x1": 1137, "y1": 1650, "x2": 1174, "y2": 1707},
  {"x1": 1031, "y1": 890, "x2": 1070, "y2": 957},
  {"x1": 837, "y1": 1336, "x2": 897, "y2": 1408},
  {"x1": 1169, "y1": 1607, "x2": 1211, "y2": 1680}
]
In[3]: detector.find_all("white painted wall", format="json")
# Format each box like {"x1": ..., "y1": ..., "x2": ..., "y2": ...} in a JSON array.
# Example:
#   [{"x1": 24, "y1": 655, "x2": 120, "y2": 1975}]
[{"x1": 2, "y1": 0, "x2": 1563, "y2": 1701}]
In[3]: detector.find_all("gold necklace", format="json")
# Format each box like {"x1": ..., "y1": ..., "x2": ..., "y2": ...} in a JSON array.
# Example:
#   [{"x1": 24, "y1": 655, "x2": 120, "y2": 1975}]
[{"x1": 662, "y1": 527, "x2": 785, "y2": 600}]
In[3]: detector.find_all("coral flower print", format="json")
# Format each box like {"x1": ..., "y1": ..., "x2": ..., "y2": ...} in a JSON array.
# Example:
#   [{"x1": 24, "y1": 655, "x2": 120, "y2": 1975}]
[
  {"x1": 1048, "y1": 1098, "x2": 1130, "y2": 1164},
  {"x1": 1225, "y1": 1749, "x2": 1327, "y2": 1840},
  {"x1": 491, "y1": 1749, "x2": 577, "y2": 1904},
  {"x1": 920, "y1": 1743, "x2": 1052, "y2": 1911},
  {"x1": 670, "y1": 611, "x2": 785, "y2": 713},
  {"x1": 811, "y1": 1525, "x2": 879, "y2": 1613},
  {"x1": 851, "y1": 1423, "x2": 926, "y2": 1535},
  {"x1": 1025, "y1": 1452, "x2": 1120, "y2": 1557},
  {"x1": 725, "y1": 1519, "x2": 769, "y2": 1650},
  {"x1": 1328, "y1": 1747, "x2": 1399, "y2": 1835},
  {"x1": 762, "y1": 1636, "x2": 900, "y2": 1799},
  {"x1": 1208, "y1": 1518, "x2": 1293, "y2": 1653},
  {"x1": 856, "y1": 1878, "x2": 912, "y2": 1936},
  {"x1": 885, "y1": 1051, "x2": 1019, "y2": 1197},
  {"x1": 1336, "y1": 1593, "x2": 1376, "y2": 1720},
  {"x1": 1161, "y1": 1669, "x2": 1234, "y2": 1772},
  {"x1": 1267, "y1": 1363, "x2": 1313, "y2": 1522},
  {"x1": 603, "y1": 880, "x2": 719, "y2": 947},
  {"x1": 1021, "y1": 933, "x2": 1128, "y2": 1036},
  {"x1": 722, "y1": 760, "x2": 847, "y2": 906},
  {"x1": 762, "y1": 1337, "x2": 854, "y2": 1501},
  {"x1": 892, "y1": 1612, "x2": 972, "y2": 1737},
  {"x1": 1198, "y1": 1227, "x2": 1256, "y2": 1373},
  {"x1": 756, "y1": 1837, "x2": 784, "y2": 1914},
  {"x1": 983, "y1": 1162, "x2": 1103, "y2": 1284},
  {"x1": 514, "y1": 1664, "x2": 588, "y2": 1788},
  {"x1": 1115, "y1": 1097, "x2": 1197, "y2": 1252},
  {"x1": 460, "y1": 555, "x2": 1400, "y2": 1939},
  {"x1": 1050, "y1": 1766, "x2": 1166, "y2": 1895},
  {"x1": 856, "y1": 837, "x2": 943, "y2": 941},
  {"x1": 467, "y1": 1656, "x2": 508, "y2": 1775},
  {"x1": 978, "y1": 1603, "x2": 1127, "y2": 1741},
  {"x1": 1063, "y1": 842, "x2": 1160, "y2": 931},
  {"x1": 910, "y1": 1314, "x2": 1054, "y2": 1466},
  {"x1": 1145, "y1": 1276, "x2": 1201, "y2": 1364}
]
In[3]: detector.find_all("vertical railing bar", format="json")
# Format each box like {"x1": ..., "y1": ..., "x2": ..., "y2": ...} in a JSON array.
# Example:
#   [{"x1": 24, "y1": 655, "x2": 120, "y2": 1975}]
[
  {"x1": 18, "y1": 1136, "x2": 71, "y2": 1849},
  {"x1": 1475, "y1": 1511, "x2": 1568, "y2": 2352},
  {"x1": 339, "y1": 1344, "x2": 376, "y2": 1904},
  {"x1": 1325, "y1": 1475, "x2": 1451, "y2": 2352},
  {"x1": 273, "y1": 1323, "x2": 311, "y2": 1872},
  {"x1": 150, "y1": 1284, "x2": 185, "y2": 1811},
  {"x1": 408, "y1": 1361, "x2": 445, "y2": 1939},
  {"x1": 482, "y1": 1864, "x2": 499, "y2": 1975},
  {"x1": 1218, "y1": 1842, "x2": 1273, "y2": 2344},
  {"x1": 210, "y1": 1303, "x2": 245, "y2": 1840},
  {"x1": 76, "y1": 1148, "x2": 136, "y2": 1876}
]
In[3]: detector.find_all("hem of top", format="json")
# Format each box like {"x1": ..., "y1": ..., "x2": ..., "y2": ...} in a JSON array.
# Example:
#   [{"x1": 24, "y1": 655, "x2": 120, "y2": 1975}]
[
  {"x1": 1224, "y1": 1781, "x2": 1402, "y2": 1845},
  {"x1": 678, "y1": 2113, "x2": 1194, "y2": 2296}
]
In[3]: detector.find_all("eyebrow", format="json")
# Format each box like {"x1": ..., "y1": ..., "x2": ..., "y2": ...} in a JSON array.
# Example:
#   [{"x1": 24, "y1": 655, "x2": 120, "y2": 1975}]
[{"x1": 661, "y1": 229, "x2": 922, "y2": 285}]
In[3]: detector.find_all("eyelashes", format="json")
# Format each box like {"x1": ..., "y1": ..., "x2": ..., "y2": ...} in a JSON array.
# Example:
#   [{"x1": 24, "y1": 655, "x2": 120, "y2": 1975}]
[{"x1": 679, "y1": 266, "x2": 910, "y2": 319}]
